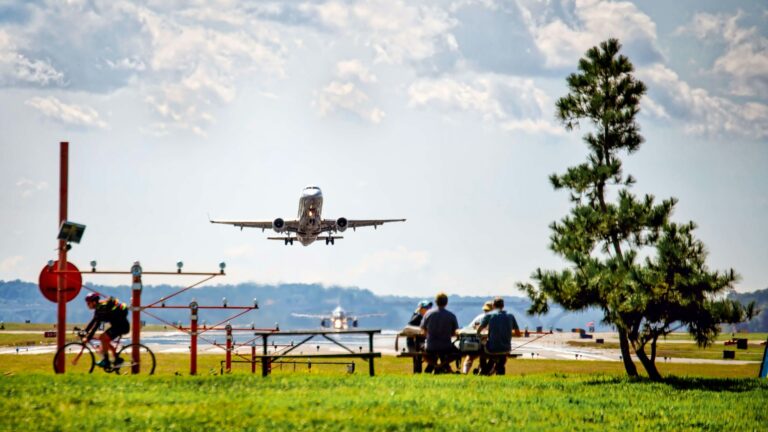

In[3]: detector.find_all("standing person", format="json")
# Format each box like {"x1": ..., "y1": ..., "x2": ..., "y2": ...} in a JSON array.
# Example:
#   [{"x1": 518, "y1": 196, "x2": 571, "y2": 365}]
[
  {"x1": 83, "y1": 293, "x2": 130, "y2": 368},
  {"x1": 420, "y1": 292, "x2": 459, "y2": 374},
  {"x1": 476, "y1": 297, "x2": 520, "y2": 375},
  {"x1": 406, "y1": 300, "x2": 432, "y2": 372},
  {"x1": 460, "y1": 300, "x2": 493, "y2": 374}
]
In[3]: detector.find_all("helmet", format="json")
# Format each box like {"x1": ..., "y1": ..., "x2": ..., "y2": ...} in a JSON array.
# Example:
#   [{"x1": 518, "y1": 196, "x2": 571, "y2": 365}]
[{"x1": 85, "y1": 292, "x2": 100, "y2": 303}]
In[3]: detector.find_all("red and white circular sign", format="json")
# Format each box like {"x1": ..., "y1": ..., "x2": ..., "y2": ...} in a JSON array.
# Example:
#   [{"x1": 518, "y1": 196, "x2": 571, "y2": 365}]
[{"x1": 38, "y1": 261, "x2": 82, "y2": 303}]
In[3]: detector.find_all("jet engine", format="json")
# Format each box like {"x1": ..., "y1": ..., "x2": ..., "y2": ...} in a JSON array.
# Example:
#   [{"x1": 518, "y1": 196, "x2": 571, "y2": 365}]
[
  {"x1": 336, "y1": 217, "x2": 348, "y2": 232},
  {"x1": 272, "y1": 218, "x2": 286, "y2": 232}
]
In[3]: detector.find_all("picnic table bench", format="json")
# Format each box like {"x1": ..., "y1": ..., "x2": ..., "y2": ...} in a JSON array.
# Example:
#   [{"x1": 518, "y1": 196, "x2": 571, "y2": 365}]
[{"x1": 252, "y1": 329, "x2": 382, "y2": 376}]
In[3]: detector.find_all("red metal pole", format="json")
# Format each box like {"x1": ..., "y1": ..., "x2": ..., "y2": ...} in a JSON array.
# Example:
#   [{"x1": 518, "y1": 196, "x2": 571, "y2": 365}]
[
  {"x1": 55, "y1": 142, "x2": 68, "y2": 374},
  {"x1": 130, "y1": 262, "x2": 142, "y2": 373},
  {"x1": 251, "y1": 344, "x2": 256, "y2": 374},
  {"x1": 225, "y1": 323, "x2": 232, "y2": 373},
  {"x1": 190, "y1": 301, "x2": 198, "y2": 375}
]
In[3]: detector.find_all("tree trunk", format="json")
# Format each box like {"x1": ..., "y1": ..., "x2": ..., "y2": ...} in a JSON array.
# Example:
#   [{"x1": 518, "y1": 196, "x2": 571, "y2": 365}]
[
  {"x1": 635, "y1": 345, "x2": 662, "y2": 381},
  {"x1": 617, "y1": 327, "x2": 638, "y2": 377}
]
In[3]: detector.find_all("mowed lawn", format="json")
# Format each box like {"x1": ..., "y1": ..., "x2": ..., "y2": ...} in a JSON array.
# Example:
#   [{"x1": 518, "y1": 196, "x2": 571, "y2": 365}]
[{"x1": 0, "y1": 355, "x2": 766, "y2": 431}]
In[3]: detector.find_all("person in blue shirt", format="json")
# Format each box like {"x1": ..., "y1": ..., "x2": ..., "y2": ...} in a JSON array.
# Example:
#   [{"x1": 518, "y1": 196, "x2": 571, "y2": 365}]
[
  {"x1": 476, "y1": 297, "x2": 520, "y2": 375},
  {"x1": 420, "y1": 292, "x2": 459, "y2": 373}
]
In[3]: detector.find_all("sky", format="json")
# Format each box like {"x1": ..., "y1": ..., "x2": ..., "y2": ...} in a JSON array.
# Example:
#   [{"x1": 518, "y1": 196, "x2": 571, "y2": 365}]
[{"x1": 1, "y1": 0, "x2": 766, "y2": 299}]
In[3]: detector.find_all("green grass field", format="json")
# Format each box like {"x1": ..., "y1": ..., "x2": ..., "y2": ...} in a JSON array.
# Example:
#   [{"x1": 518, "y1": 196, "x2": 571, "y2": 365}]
[
  {"x1": 568, "y1": 341, "x2": 767, "y2": 361},
  {"x1": 1, "y1": 370, "x2": 765, "y2": 431},
  {"x1": 0, "y1": 353, "x2": 766, "y2": 431}
]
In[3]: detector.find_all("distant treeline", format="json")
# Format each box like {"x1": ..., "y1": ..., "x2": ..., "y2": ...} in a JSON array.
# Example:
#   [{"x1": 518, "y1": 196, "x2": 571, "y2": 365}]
[
  {"x1": 0, "y1": 280, "x2": 600, "y2": 331},
  {"x1": 2, "y1": 279, "x2": 764, "y2": 332}
]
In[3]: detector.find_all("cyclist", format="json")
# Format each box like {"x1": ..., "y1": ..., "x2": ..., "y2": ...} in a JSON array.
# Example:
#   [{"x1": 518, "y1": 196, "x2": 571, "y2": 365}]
[{"x1": 83, "y1": 292, "x2": 130, "y2": 369}]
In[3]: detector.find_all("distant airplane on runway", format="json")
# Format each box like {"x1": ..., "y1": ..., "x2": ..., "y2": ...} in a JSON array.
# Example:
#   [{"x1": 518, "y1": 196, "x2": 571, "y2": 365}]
[
  {"x1": 291, "y1": 306, "x2": 385, "y2": 330},
  {"x1": 210, "y1": 185, "x2": 405, "y2": 246}
]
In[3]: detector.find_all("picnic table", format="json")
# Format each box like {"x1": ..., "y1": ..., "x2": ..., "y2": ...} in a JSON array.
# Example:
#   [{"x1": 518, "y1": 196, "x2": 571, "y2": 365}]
[{"x1": 252, "y1": 329, "x2": 382, "y2": 376}]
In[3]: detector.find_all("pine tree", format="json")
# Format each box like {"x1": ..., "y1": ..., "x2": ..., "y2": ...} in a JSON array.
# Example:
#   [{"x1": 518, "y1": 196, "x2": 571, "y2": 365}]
[
  {"x1": 520, "y1": 39, "x2": 669, "y2": 377},
  {"x1": 519, "y1": 39, "x2": 755, "y2": 380}
]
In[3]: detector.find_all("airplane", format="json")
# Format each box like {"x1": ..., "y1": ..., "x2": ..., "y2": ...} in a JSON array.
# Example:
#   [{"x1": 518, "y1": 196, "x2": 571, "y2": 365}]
[
  {"x1": 291, "y1": 306, "x2": 385, "y2": 330},
  {"x1": 210, "y1": 185, "x2": 405, "y2": 245}
]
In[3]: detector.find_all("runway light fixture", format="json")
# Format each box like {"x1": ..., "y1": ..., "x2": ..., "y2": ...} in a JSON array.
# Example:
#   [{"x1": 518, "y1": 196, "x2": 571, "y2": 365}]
[
  {"x1": 253, "y1": 298, "x2": 259, "y2": 309},
  {"x1": 222, "y1": 297, "x2": 228, "y2": 307},
  {"x1": 90, "y1": 260, "x2": 97, "y2": 272},
  {"x1": 219, "y1": 262, "x2": 226, "y2": 274},
  {"x1": 177, "y1": 261, "x2": 184, "y2": 273}
]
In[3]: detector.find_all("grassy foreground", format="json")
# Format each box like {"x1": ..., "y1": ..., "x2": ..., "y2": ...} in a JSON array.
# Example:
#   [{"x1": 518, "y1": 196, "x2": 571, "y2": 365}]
[
  {"x1": 0, "y1": 353, "x2": 763, "y2": 378},
  {"x1": 1, "y1": 372, "x2": 766, "y2": 431}
]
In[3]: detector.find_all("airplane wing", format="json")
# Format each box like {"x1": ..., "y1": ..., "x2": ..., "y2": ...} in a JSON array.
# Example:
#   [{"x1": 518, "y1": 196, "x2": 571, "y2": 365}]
[
  {"x1": 320, "y1": 219, "x2": 406, "y2": 232},
  {"x1": 291, "y1": 313, "x2": 329, "y2": 319},
  {"x1": 354, "y1": 313, "x2": 387, "y2": 318},
  {"x1": 210, "y1": 218, "x2": 300, "y2": 232}
]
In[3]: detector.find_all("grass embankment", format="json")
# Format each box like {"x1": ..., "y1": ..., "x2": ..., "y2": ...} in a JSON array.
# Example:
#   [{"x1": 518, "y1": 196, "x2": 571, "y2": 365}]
[
  {"x1": 0, "y1": 353, "x2": 762, "y2": 378},
  {"x1": 569, "y1": 333, "x2": 768, "y2": 361},
  {"x1": 0, "y1": 372, "x2": 765, "y2": 431}
]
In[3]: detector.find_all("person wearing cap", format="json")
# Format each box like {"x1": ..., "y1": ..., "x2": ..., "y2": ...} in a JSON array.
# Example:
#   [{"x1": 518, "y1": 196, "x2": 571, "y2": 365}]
[
  {"x1": 420, "y1": 292, "x2": 459, "y2": 374},
  {"x1": 405, "y1": 300, "x2": 431, "y2": 372},
  {"x1": 476, "y1": 297, "x2": 520, "y2": 375},
  {"x1": 460, "y1": 300, "x2": 493, "y2": 374}
]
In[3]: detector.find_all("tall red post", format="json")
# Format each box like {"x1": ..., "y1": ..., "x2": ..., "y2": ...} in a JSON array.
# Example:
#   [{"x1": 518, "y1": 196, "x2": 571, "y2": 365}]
[
  {"x1": 251, "y1": 343, "x2": 256, "y2": 374},
  {"x1": 55, "y1": 142, "x2": 69, "y2": 374},
  {"x1": 190, "y1": 301, "x2": 198, "y2": 375},
  {"x1": 130, "y1": 262, "x2": 142, "y2": 373},
  {"x1": 225, "y1": 323, "x2": 232, "y2": 373}
]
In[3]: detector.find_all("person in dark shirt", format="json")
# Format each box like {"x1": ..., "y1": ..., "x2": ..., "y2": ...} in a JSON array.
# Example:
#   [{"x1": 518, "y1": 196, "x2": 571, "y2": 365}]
[
  {"x1": 477, "y1": 297, "x2": 520, "y2": 375},
  {"x1": 405, "y1": 300, "x2": 432, "y2": 373},
  {"x1": 83, "y1": 292, "x2": 130, "y2": 368},
  {"x1": 420, "y1": 292, "x2": 459, "y2": 373}
]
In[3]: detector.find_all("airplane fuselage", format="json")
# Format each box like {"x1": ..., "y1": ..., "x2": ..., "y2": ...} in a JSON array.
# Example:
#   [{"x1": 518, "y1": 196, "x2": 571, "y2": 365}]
[{"x1": 296, "y1": 186, "x2": 324, "y2": 246}]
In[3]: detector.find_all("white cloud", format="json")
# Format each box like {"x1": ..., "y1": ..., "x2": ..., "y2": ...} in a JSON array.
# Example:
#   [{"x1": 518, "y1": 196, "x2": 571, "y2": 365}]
[
  {"x1": 128, "y1": 3, "x2": 286, "y2": 134},
  {"x1": 679, "y1": 12, "x2": 768, "y2": 97},
  {"x1": 336, "y1": 60, "x2": 377, "y2": 83},
  {"x1": 15, "y1": 179, "x2": 49, "y2": 198},
  {"x1": 315, "y1": 81, "x2": 385, "y2": 124},
  {"x1": 408, "y1": 74, "x2": 561, "y2": 134},
  {"x1": 25, "y1": 96, "x2": 108, "y2": 129},
  {"x1": 0, "y1": 256, "x2": 23, "y2": 273},
  {"x1": 638, "y1": 63, "x2": 768, "y2": 139},
  {"x1": 305, "y1": 0, "x2": 458, "y2": 64},
  {"x1": 516, "y1": 0, "x2": 660, "y2": 68},
  {"x1": 0, "y1": 30, "x2": 64, "y2": 86},
  {"x1": 3, "y1": 1, "x2": 287, "y2": 135},
  {"x1": 106, "y1": 56, "x2": 146, "y2": 71}
]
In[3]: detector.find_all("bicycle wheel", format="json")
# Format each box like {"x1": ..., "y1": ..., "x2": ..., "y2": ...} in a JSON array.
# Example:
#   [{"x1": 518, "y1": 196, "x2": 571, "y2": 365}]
[
  {"x1": 53, "y1": 342, "x2": 95, "y2": 374},
  {"x1": 116, "y1": 343, "x2": 156, "y2": 375}
]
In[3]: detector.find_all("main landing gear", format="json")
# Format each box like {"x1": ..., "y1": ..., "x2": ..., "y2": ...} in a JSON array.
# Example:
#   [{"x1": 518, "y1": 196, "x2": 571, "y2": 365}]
[
  {"x1": 325, "y1": 237, "x2": 335, "y2": 245},
  {"x1": 284, "y1": 238, "x2": 294, "y2": 246}
]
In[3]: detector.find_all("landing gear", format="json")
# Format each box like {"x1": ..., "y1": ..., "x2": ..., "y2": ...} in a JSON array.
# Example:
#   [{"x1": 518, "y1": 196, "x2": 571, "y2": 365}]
[
  {"x1": 284, "y1": 238, "x2": 293, "y2": 246},
  {"x1": 325, "y1": 237, "x2": 335, "y2": 245}
]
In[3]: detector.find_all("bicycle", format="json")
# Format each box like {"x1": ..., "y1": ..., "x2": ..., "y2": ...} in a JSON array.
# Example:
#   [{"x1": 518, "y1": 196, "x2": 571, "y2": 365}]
[{"x1": 52, "y1": 327, "x2": 156, "y2": 375}]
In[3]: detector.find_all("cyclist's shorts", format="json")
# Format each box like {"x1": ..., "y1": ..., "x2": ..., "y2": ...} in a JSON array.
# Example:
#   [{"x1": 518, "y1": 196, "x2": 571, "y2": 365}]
[{"x1": 105, "y1": 318, "x2": 130, "y2": 339}]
